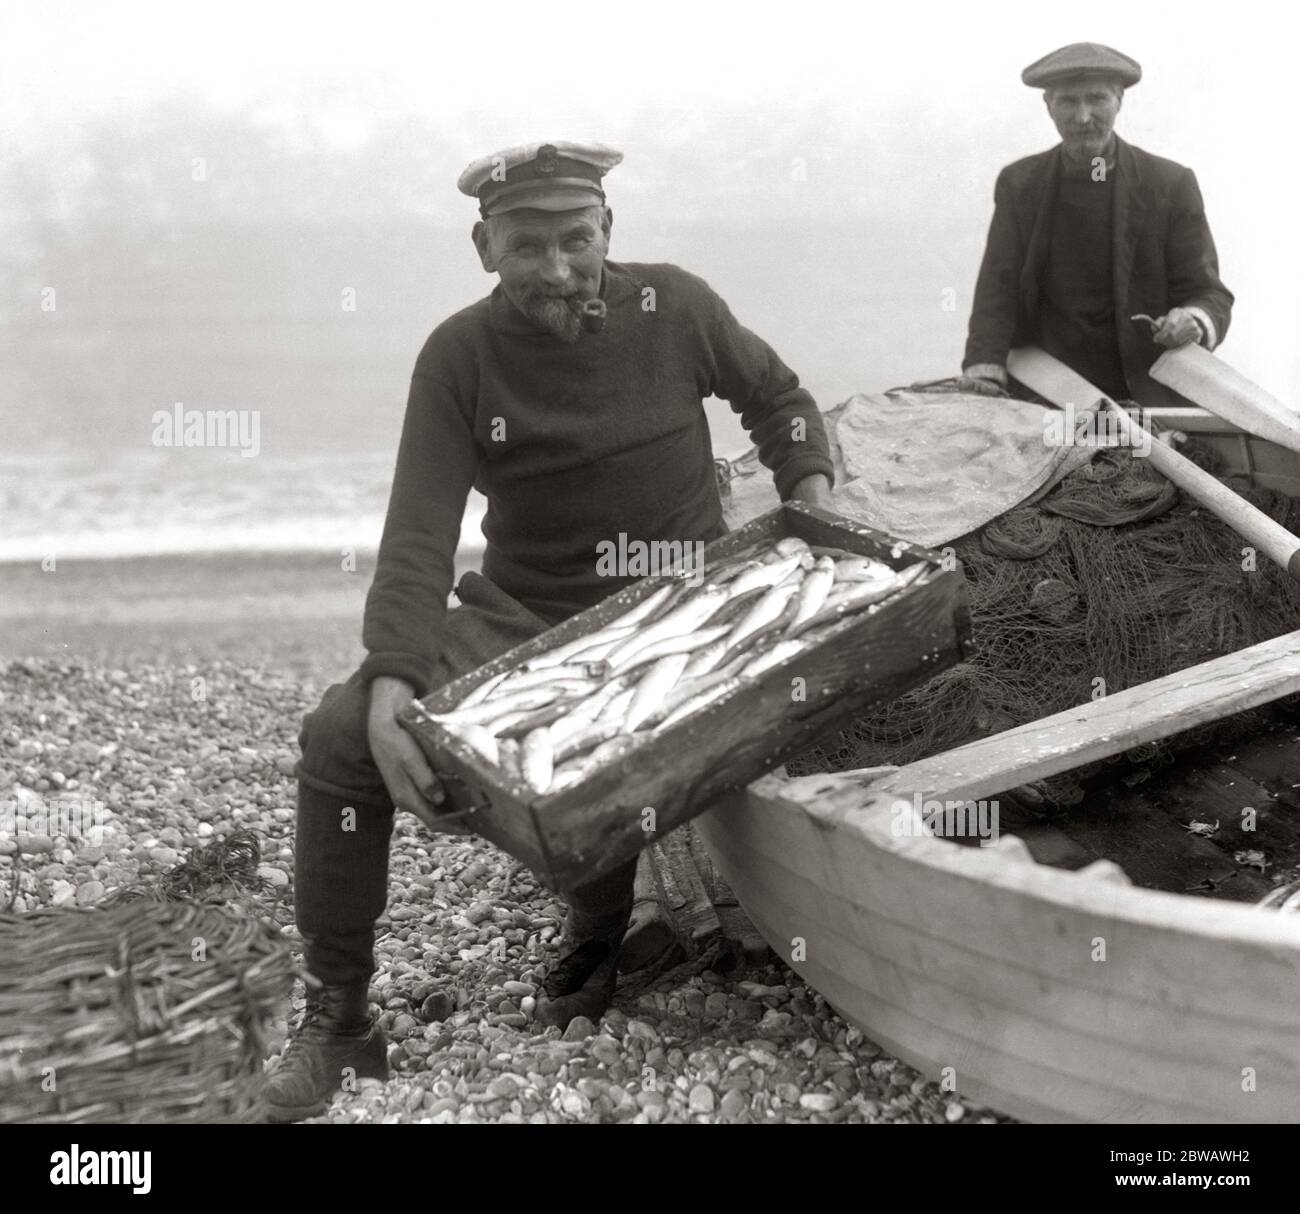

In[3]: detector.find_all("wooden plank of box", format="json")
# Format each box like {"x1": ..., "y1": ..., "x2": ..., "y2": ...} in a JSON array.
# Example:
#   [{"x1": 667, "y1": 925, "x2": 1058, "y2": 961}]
[{"x1": 398, "y1": 502, "x2": 972, "y2": 891}]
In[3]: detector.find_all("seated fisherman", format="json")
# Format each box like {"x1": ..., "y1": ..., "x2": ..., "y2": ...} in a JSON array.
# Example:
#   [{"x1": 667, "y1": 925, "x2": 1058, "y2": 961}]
[
  {"x1": 263, "y1": 140, "x2": 836, "y2": 1121},
  {"x1": 957, "y1": 42, "x2": 1234, "y2": 406}
]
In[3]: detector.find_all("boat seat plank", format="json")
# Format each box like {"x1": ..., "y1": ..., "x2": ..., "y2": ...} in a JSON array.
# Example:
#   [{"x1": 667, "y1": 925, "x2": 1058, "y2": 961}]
[{"x1": 860, "y1": 629, "x2": 1300, "y2": 807}]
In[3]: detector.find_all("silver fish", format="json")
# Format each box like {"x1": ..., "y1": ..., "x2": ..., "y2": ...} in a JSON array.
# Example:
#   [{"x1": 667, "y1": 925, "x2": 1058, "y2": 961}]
[
  {"x1": 553, "y1": 719, "x2": 624, "y2": 765},
  {"x1": 681, "y1": 633, "x2": 732, "y2": 678},
  {"x1": 498, "y1": 737, "x2": 523, "y2": 782},
  {"x1": 774, "y1": 536, "x2": 812, "y2": 558},
  {"x1": 606, "y1": 581, "x2": 680, "y2": 629},
  {"x1": 484, "y1": 709, "x2": 530, "y2": 737},
  {"x1": 608, "y1": 624, "x2": 730, "y2": 676},
  {"x1": 640, "y1": 664, "x2": 741, "y2": 726},
  {"x1": 833, "y1": 555, "x2": 897, "y2": 584},
  {"x1": 454, "y1": 723, "x2": 499, "y2": 766},
  {"x1": 453, "y1": 677, "x2": 601, "y2": 731},
  {"x1": 549, "y1": 735, "x2": 639, "y2": 793},
  {"x1": 454, "y1": 667, "x2": 513, "y2": 710},
  {"x1": 725, "y1": 552, "x2": 805, "y2": 599},
  {"x1": 492, "y1": 660, "x2": 609, "y2": 698},
  {"x1": 521, "y1": 595, "x2": 664, "y2": 669},
  {"x1": 792, "y1": 563, "x2": 926, "y2": 635},
  {"x1": 521, "y1": 728, "x2": 554, "y2": 793},
  {"x1": 494, "y1": 699, "x2": 578, "y2": 739},
  {"x1": 656, "y1": 675, "x2": 743, "y2": 731},
  {"x1": 790, "y1": 555, "x2": 836, "y2": 628},
  {"x1": 740, "y1": 637, "x2": 805, "y2": 680},
  {"x1": 603, "y1": 584, "x2": 729, "y2": 669},
  {"x1": 725, "y1": 576, "x2": 802, "y2": 651},
  {"x1": 596, "y1": 685, "x2": 636, "y2": 726},
  {"x1": 547, "y1": 675, "x2": 635, "y2": 747},
  {"x1": 562, "y1": 626, "x2": 639, "y2": 663},
  {"x1": 623, "y1": 652, "x2": 692, "y2": 732},
  {"x1": 429, "y1": 683, "x2": 567, "y2": 729}
]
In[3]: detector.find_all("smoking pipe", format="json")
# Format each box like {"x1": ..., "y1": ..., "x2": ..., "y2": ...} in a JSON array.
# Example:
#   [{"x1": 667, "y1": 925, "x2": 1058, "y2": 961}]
[{"x1": 581, "y1": 299, "x2": 607, "y2": 335}]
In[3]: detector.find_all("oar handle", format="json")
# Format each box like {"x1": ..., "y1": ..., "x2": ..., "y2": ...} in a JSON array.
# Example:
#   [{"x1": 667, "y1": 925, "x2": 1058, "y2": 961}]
[{"x1": 1103, "y1": 401, "x2": 1300, "y2": 580}]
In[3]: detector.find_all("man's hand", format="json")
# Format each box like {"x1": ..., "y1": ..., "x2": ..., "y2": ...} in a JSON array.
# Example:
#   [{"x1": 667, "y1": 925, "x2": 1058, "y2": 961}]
[
  {"x1": 368, "y1": 676, "x2": 462, "y2": 833},
  {"x1": 1151, "y1": 307, "x2": 1204, "y2": 349},
  {"x1": 790, "y1": 473, "x2": 836, "y2": 513},
  {"x1": 956, "y1": 363, "x2": 1010, "y2": 397}
]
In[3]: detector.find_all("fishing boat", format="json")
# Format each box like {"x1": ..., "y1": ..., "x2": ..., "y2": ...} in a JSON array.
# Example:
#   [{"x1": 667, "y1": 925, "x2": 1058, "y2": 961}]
[{"x1": 695, "y1": 347, "x2": 1300, "y2": 1124}]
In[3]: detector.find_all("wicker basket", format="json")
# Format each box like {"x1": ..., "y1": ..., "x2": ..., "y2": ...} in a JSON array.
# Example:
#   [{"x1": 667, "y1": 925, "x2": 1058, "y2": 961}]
[{"x1": 0, "y1": 900, "x2": 295, "y2": 1123}]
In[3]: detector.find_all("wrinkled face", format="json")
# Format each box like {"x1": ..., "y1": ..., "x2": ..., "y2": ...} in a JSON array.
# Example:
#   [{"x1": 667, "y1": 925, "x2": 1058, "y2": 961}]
[
  {"x1": 1045, "y1": 77, "x2": 1123, "y2": 161},
  {"x1": 473, "y1": 205, "x2": 612, "y2": 342}
]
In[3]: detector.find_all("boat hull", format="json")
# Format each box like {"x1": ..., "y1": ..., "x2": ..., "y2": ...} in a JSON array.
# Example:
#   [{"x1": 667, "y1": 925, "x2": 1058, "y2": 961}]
[{"x1": 697, "y1": 772, "x2": 1300, "y2": 1123}]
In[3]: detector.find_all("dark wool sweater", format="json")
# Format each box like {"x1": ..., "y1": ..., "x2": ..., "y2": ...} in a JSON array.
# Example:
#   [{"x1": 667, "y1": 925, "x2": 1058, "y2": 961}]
[
  {"x1": 360, "y1": 260, "x2": 835, "y2": 695},
  {"x1": 1037, "y1": 166, "x2": 1128, "y2": 399}
]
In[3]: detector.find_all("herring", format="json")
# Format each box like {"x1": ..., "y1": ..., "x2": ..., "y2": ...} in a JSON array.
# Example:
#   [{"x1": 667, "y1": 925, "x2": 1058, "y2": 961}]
[
  {"x1": 603, "y1": 584, "x2": 729, "y2": 669},
  {"x1": 725, "y1": 575, "x2": 802, "y2": 651},
  {"x1": 832, "y1": 555, "x2": 897, "y2": 583},
  {"x1": 724, "y1": 552, "x2": 804, "y2": 599},
  {"x1": 607, "y1": 624, "x2": 730, "y2": 676},
  {"x1": 493, "y1": 660, "x2": 609, "y2": 697},
  {"x1": 429, "y1": 683, "x2": 567, "y2": 729},
  {"x1": 740, "y1": 637, "x2": 804, "y2": 680},
  {"x1": 521, "y1": 728, "x2": 555, "y2": 793},
  {"x1": 622, "y1": 652, "x2": 692, "y2": 732},
  {"x1": 656, "y1": 675, "x2": 743, "y2": 731},
  {"x1": 550, "y1": 735, "x2": 638, "y2": 792},
  {"x1": 790, "y1": 555, "x2": 836, "y2": 628},
  {"x1": 455, "y1": 667, "x2": 513, "y2": 710}
]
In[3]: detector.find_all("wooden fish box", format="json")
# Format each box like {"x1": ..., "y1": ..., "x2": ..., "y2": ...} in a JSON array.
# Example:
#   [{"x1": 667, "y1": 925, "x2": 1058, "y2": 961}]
[{"x1": 399, "y1": 503, "x2": 972, "y2": 891}]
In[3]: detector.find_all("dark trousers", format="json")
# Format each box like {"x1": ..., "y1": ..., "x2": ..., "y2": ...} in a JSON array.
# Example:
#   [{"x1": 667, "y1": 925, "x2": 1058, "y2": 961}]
[{"x1": 293, "y1": 571, "x2": 637, "y2": 985}]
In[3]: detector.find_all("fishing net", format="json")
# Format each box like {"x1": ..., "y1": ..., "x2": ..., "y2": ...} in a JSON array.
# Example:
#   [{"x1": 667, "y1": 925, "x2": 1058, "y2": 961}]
[{"x1": 785, "y1": 433, "x2": 1300, "y2": 804}]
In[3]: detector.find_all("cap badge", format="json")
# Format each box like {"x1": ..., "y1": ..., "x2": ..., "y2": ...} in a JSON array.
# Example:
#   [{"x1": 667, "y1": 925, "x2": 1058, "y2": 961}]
[{"x1": 536, "y1": 144, "x2": 559, "y2": 175}]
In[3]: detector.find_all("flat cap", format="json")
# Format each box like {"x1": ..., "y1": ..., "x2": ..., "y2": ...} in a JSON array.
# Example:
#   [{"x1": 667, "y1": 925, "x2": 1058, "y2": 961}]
[
  {"x1": 457, "y1": 141, "x2": 623, "y2": 217},
  {"x1": 1021, "y1": 42, "x2": 1142, "y2": 89}
]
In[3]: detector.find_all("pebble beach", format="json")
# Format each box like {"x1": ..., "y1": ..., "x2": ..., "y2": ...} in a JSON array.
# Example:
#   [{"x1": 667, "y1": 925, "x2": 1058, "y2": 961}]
[{"x1": 0, "y1": 554, "x2": 1011, "y2": 1124}]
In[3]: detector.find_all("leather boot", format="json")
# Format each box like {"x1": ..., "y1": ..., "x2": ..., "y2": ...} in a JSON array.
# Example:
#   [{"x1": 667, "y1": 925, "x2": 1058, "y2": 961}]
[
  {"x1": 262, "y1": 979, "x2": 388, "y2": 1123},
  {"x1": 534, "y1": 857, "x2": 637, "y2": 1031},
  {"x1": 535, "y1": 938, "x2": 621, "y2": 1031}
]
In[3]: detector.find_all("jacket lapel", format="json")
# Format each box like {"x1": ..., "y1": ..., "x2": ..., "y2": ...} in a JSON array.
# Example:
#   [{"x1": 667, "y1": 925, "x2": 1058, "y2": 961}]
[
  {"x1": 1112, "y1": 136, "x2": 1145, "y2": 316},
  {"x1": 1021, "y1": 146, "x2": 1061, "y2": 313}
]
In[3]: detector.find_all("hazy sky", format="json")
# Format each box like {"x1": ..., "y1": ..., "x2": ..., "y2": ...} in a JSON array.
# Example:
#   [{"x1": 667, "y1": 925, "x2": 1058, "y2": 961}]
[{"x1": 3, "y1": 0, "x2": 1296, "y2": 452}]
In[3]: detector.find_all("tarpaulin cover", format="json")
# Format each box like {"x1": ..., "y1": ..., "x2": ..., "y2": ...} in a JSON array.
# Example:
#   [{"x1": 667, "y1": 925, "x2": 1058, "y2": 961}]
[{"x1": 719, "y1": 391, "x2": 1098, "y2": 544}]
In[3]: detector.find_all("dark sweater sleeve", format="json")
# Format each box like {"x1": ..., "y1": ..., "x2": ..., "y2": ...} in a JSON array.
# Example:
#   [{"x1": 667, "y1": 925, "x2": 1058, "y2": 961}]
[
  {"x1": 963, "y1": 167, "x2": 1023, "y2": 370},
  {"x1": 703, "y1": 287, "x2": 834, "y2": 499},
  {"x1": 1166, "y1": 168, "x2": 1234, "y2": 346},
  {"x1": 359, "y1": 369, "x2": 479, "y2": 697}
]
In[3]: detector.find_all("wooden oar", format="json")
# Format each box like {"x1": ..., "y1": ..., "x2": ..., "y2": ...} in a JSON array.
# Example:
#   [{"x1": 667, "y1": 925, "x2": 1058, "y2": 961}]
[
  {"x1": 1149, "y1": 343, "x2": 1300, "y2": 454},
  {"x1": 1008, "y1": 345, "x2": 1300, "y2": 580}
]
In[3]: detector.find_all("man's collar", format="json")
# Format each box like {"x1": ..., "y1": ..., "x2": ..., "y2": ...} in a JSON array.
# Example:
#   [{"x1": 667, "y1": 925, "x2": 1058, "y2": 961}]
[{"x1": 488, "y1": 260, "x2": 640, "y2": 337}]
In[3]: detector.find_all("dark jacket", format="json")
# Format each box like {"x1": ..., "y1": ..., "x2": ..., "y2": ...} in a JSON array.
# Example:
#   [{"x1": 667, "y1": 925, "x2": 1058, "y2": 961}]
[{"x1": 963, "y1": 136, "x2": 1234, "y2": 407}]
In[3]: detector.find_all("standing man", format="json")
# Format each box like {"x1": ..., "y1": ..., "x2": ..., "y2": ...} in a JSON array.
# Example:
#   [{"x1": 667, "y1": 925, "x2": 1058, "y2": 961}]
[
  {"x1": 263, "y1": 141, "x2": 836, "y2": 1121},
  {"x1": 959, "y1": 42, "x2": 1234, "y2": 406}
]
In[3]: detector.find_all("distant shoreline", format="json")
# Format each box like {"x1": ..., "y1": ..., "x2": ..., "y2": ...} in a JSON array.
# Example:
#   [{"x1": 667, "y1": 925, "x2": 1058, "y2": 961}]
[{"x1": 0, "y1": 546, "x2": 484, "y2": 684}]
